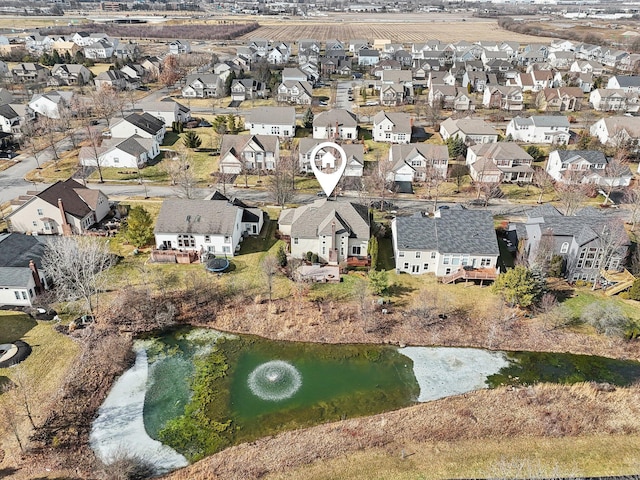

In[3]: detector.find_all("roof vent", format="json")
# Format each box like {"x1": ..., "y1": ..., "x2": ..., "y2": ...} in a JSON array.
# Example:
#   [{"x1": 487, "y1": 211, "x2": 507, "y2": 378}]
[{"x1": 186, "y1": 215, "x2": 191, "y2": 222}]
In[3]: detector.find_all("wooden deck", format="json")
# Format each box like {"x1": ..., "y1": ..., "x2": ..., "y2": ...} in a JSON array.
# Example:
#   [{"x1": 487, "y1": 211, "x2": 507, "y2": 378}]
[
  {"x1": 600, "y1": 268, "x2": 636, "y2": 296},
  {"x1": 440, "y1": 267, "x2": 498, "y2": 284}
]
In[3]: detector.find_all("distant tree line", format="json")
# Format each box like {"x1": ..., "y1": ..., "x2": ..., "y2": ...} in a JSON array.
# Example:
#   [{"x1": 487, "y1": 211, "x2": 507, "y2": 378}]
[{"x1": 44, "y1": 21, "x2": 260, "y2": 41}]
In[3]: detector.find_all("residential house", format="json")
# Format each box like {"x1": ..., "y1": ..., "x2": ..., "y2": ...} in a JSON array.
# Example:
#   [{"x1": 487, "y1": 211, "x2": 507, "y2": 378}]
[
  {"x1": 109, "y1": 113, "x2": 166, "y2": 144},
  {"x1": 120, "y1": 63, "x2": 147, "y2": 83},
  {"x1": 245, "y1": 106, "x2": 296, "y2": 137},
  {"x1": 83, "y1": 39, "x2": 117, "y2": 60},
  {"x1": 602, "y1": 49, "x2": 629, "y2": 69},
  {"x1": 535, "y1": 87, "x2": 584, "y2": 112},
  {"x1": 510, "y1": 70, "x2": 554, "y2": 92},
  {"x1": 72, "y1": 32, "x2": 108, "y2": 47},
  {"x1": 0, "y1": 104, "x2": 32, "y2": 136},
  {"x1": 230, "y1": 79, "x2": 268, "y2": 102},
  {"x1": 298, "y1": 138, "x2": 364, "y2": 177},
  {"x1": 79, "y1": 135, "x2": 159, "y2": 169},
  {"x1": 546, "y1": 149, "x2": 632, "y2": 187},
  {"x1": 373, "y1": 111, "x2": 412, "y2": 144},
  {"x1": 182, "y1": 74, "x2": 222, "y2": 98},
  {"x1": 281, "y1": 67, "x2": 308, "y2": 83},
  {"x1": 24, "y1": 33, "x2": 53, "y2": 54},
  {"x1": 247, "y1": 38, "x2": 270, "y2": 57},
  {"x1": 590, "y1": 116, "x2": 640, "y2": 151},
  {"x1": 558, "y1": 71, "x2": 593, "y2": 93},
  {"x1": 570, "y1": 60, "x2": 605, "y2": 76},
  {"x1": 482, "y1": 85, "x2": 524, "y2": 111},
  {"x1": 607, "y1": 75, "x2": 640, "y2": 93},
  {"x1": 297, "y1": 39, "x2": 321, "y2": 65},
  {"x1": 440, "y1": 117, "x2": 499, "y2": 144},
  {"x1": 7, "y1": 178, "x2": 110, "y2": 236},
  {"x1": 506, "y1": 116, "x2": 570, "y2": 144},
  {"x1": 168, "y1": 40, "x2": 191, "y2": 55},
  {"x1": 140, "y1": 57, "x2": 161, "y2": 80},
  {"x1": 49, "y1": 64, "x2": 91, "y2": 86},
  {"x1": 349, "y1": 39, "x2": 369, "y2": 53},
  {"x1": 154, "y1": 199, "x2": 263, "y2": 257},
  {"x1": 429, "y1": 85, "x2": 473, "y2": 110},
  {"x1": 523, "y1": 205, "x2": 629, "y2": 283},
  {"x1": 50, "y1": 39, "x2": 81, "y2": 58},
  {"x1": 548, "y1": 51, "x2": 576, "y2": 70},
  {"x1": 140, "y1": 98, "x2": 191, "y2": 127},
  {"x1": 392, "y1": 209, "x2": 499, "y2": 279},
  {"x1": 114, "y1": 42, "x2": 140, "y2": 61},
  {"x1": 0, "y1": 233, "x2": 50, "y2": 307},
  {"x1": 218, "y1": 134, "x2": 279, "y2": 174},
  {"x1": 276, "y1": 80, "x2": 313, "y2": 105},
  {"x1": 358, "y1": 49, "x2": 380, "y2": 66},
  {"x1": 28, "y1": 91, "x2": 73, "y2": 119},
  {"x1": 278, "y1": 199, "x2": 370, "y2": 265},
  {"x1": 313, "y1": 109, "x2": 358, "y2": 141},
  {"x1": 387, "y1": 143, "x2": 449, "y2": 183},
  {"x1": 466, "y1": 142, "x2": 534, "y2": 183},
  {"x1": 266, "y1": 44, "x2": 291, "y2": 65},
  {"x1": 11, "y1": 63, "x2": 50, "y2": 84},
  {"x1": 589, "y1": 89, "x2": 640, "y2": 112},
  {"x1": 94, "y1": 70, "x2": 128, "y2": 91}
]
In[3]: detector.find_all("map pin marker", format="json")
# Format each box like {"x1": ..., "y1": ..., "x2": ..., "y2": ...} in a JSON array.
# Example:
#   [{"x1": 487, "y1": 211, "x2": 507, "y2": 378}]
[{"x1": 308, "y1": 141, "x2": 347, "y2": 197}]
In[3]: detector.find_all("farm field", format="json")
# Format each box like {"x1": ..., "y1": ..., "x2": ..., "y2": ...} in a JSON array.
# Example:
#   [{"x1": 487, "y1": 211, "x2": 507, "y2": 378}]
[{"x1": 236, "y1": 14, "x2": 549, "y2": 43}]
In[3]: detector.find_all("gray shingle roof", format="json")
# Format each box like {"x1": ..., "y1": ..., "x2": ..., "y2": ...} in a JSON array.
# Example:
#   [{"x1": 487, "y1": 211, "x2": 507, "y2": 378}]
[
  {"x1": 246, "y1": 106, "x2": 296, "y2": 126},
  {"x1": 313, "y1": 109, "x2": 357, "y2": 128},
  {"x1": 554, "y1": 150, "x2": 606, "y2": 165},
  {"x1": 154, "y1": 199, "x2": 242, "y2": 236},
  {"x1": 394, "y1": 209, "x2": 499, "y2": 255},
  {"x1": 280, "y1": 199, "x2": 369, "y2": 240}
]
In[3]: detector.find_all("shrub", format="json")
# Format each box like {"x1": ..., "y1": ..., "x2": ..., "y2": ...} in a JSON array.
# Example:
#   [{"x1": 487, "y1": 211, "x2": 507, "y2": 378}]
[
  {"x1": 580, "y1": 301, "x2": 630, "y2": 337},
  {"x1": 492, "y1": 266, "x2": 546, "y2": 308},
  {"x1": 276, "y1": 245, "x2": 287, "y2": 267},
  {"x1": 311, "y1": 253, "x2": 319, "y2": 264},
  {"x1": 628, "y1": 278, "x2": 640, "y2": 301}
]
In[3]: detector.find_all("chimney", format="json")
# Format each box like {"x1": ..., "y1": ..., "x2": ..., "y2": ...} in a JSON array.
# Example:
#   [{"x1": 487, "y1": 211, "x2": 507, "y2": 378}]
[
  {"x1": 410, "y1": 116, "x2": 414, "y2": 128},
  {"x1": 58, "y1": 198, "x2": 72, "y2": 236},
  {"x1": 29, "y1": 259, "x2": 43, "y2": 293}
]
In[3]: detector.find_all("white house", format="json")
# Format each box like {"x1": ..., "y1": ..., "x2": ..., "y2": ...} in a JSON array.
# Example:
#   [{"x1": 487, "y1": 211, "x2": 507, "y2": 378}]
[
  {"x1": 373, "y1": 111, "x2": 412, "y2": 143},
  {"x1": 28, "y1": 90, "x2": 73, "y2": 119},
  {"x1": 108, "y1": 113, "x2": 166, "y2": 144},
  {"x1": 590, "y1": 116, "x2": 640, "y2": 151},
  {"x1": 312, "y1": 109, "x2": 358, "y2": 141},
  {"x1": 392, "y1": 209, "x2": 499, "y2": 279},
  {"x1": 244, "y1": 107, "x2": 296, "y2": 138},
  {"x1": 182, "y1": 74, "x2": 223, "y2": 98},
  {"x1": 440, "y1": 117, "x2": 499, "y2": 144},
  {"x1": 84, "y1": 39, "x2": 117, "y2": 60},
  {"x1": 79, "y1": 135, "x2": 159, "y2": 169},
  {"x1": 154, "y1": 199, "x2": 261, "y2": 257},
  {"x1": 607, "y1": 75, "x2": 640, "y2": 93},
  {"x1": 169, "y1": 40, "x2": 191, "y2": 55},
  {"x1": 545, "y1": 149, "x2": 631, "y2": 186},
  {"x1": 278, "y1": 199, "x2": 370, "y2": 265},
  {"x1": 506, "y1": 116, "x2": 570, "y2": 144},
  {"x1": 298, "y1": 138, "x2": 364, "y2": 177},
  {"x1": 589, "y1": 89, "x2": 639, "y2": 113},
  {"x1": 140, "y1": 98, "x2": 191, "y2": 127}
]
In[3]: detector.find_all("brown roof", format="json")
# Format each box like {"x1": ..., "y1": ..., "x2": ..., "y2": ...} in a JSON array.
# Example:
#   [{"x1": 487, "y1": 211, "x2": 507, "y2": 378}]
[{"x1": 36, "y1": 178, "x2": 101, "y2": 219}]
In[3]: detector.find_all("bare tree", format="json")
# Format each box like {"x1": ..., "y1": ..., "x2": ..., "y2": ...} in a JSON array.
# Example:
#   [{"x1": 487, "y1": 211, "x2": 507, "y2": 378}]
[
  {"x1": 532, "y1": 167, "x2": 554, "y2": 204},
  {"x1": 37, "y1": 115, "x2": 62, "y2": 163},
  {"x1": 57, "y1": 102, "x2": 80, "y2": 149},
  {"x1": 90, "y1": 86, "x2": 121, "y2": 125},
  {"x1": 42, "y1": 236, "x2": 114, "y2": 314},
  {"x1": 556, "y1": 181, "x2": 587, "y2": 216},
  {"x1": 261, "y1": 255, "x2": 279, "y2": 302},
  {"x1": 159, "y1": 55, "x2": 185, "y2": 88},
  {"x1": 365, "y1": 156, "x2": 395, "y2": 207},
  {"x1": 82, "y1": 122, "x2": 107, "y2": 183},
  {"x1": 424, "y1": 163, "x2": 446, "y2": 212},
  {"x1": 625, "y1": 184, "x2": 640, "y2": 231},
  {"x1": 268, "y1": 151, "x2": 296, "y2": 206},
  {"x1": 20, "y1": 121, "x2": 43, "y2": 169},
  {"x1": 0, "y1": 384, "x2": 26, "y2": 454},
  {"x1": 601, "y1": 149, "x2": 630, "y2": 205}
]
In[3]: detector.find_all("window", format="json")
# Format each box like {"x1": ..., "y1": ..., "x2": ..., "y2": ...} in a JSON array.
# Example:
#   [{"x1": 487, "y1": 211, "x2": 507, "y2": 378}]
[
  {"x1": 322, "y1": 247, "x2": 326, "y2": 255},
  {"x1": 385, "y1": 132, "x2": 391, "y2": 139},
  {"x1": 177, "y1": 234, "x2": 195, "y2": 248},
  {"x1": 21, "y1": 291, "x2": 27, "y2": 300},
  {"x1": 431, "y1": 252, "x2": 436, "y2": 259},
  {"x1": 114, "y1": 157, "x2": 119, "y2": 164},
  {"x1": 352, "y1": 246, "x2": 361, "y2": 255},
  {"x1": 404, "y1": 262, "x2": 409, "y2": 269},
  {"x1": 423, "y1": 263, "x2": 429, "y2": 270},
  {"x1": 346, "y1": 133, "x2": 352, "y2": 139},
  {"x1": 480, "y1": 258, "x2": 492, "y2": 267},
  {"x1": 37, "y1": 208, "x2": 43, "y2": 216},
  {"x1": 294, "y1": 238, "x2": 298, "y2": 244},
  {"x1": 399, "y1": 251, "x2": 405, "y2": 257},
  {"x1": 415, "y1": 251, "x2": 421, "y2": 258},
  {"x1": 443, "y1": 256, "x2": 450, "y2": 265},
  {"x1": 14, "y1": 291, "x2": 20, "y2": 300},
  {"x1": 204, "y1": 235, "x2": 211, "y2": 243},
  {"x1": 222, "y1": 246, "x2": 230, "y2": 253},
  {"x1": 32, "y1": 221, "x2": 37, "y2": 227},
  {"x1": 224, "y1": 236, "x2": 230, "y2": 242},
  {"x1": 560, "y1": 242, "x2": 569, "y2": 254}
]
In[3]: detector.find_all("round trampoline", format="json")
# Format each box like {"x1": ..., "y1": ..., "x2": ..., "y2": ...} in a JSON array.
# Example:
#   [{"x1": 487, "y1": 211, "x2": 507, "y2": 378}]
[
  {"x1": 206, "y1": 257, "x2": 230, "y2": 273},
  {"x1": 0, "y1": 341, "x2": 32, "y2": 368}
]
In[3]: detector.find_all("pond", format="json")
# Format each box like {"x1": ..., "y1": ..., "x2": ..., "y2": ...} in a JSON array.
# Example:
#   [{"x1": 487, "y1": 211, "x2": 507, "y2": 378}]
[{"x1": 90, "y1": 328, "x2": 640, "y2": 474}]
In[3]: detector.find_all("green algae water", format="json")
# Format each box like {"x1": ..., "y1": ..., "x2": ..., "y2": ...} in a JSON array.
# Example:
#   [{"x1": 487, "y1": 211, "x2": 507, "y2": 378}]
[{"x1": 140, "y1": 328, "x2": 640, "y2": 462}]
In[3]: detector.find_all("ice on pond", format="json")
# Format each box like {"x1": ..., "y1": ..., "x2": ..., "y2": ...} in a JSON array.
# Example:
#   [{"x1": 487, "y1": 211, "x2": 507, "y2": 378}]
[
  {"x1": 89, "y1": 347, "x2": 188, "y2": 474},
  {"x1": 399, "y1": 347, "x2": 510, "y2": 402}
]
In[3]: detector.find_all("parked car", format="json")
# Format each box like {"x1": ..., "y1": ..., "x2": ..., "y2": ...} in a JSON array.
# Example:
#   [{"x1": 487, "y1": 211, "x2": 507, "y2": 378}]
[
  {"x1": 136, "y1": 85, "x2": 150, "y2": 91},
  {"x1": 0, "y1": 150, "x2": 17, "y2": 159},
  {"x1": 316, "y1": 191, "x2": 327, "y2": 197},
  {"x1": 370, "y1": 200, "x2": 396, "y2": 210}
]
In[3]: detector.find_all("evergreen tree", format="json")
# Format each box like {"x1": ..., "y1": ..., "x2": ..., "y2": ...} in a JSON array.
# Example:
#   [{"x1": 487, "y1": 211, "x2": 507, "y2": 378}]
[
  {"x1": 525, "y1": 145, "x2": 545, "y2": 162},
  {"x1": 121, "y1": 206, "x2": 155, "y2": 247},
  {"x1": 492, "y1": 266, "x2": 546, "y2": 308},
  {"x1": 276, "y1": 245, "x2": 287, "y2": 267},
  {"x1": 224, "y1": 71, "x2": 236, "y2": 97},
  {"x1": 446, "y1": 136, "x2": 467, "y2": 158},
  {"x1": 368, "y1": 270, "x2": 389, "y2": 296},
  {"x1": 368, "y1": 236, "x2": 379, "y2": 271},
  {"x1": 302, "y1": 107, "x2": 314, "y2": 129},
  {"x1": 183, "y1": 131, "x2": 202, "y2": 149}
]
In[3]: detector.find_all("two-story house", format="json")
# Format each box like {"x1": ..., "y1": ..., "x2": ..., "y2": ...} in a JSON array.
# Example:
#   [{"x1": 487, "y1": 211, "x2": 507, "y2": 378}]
[
  {"x1": 219, "y1": 134, "x2": 279, "y2": 174},
  {"x1": 298, "y1": 138, "x2": 364, "y2": 177},
  {"x1": 536, "y1": 87, "x2": 584, "y2": 112},
  {"x1": 245, "y1": 107, "x2": 296, "y2": 138},
  {"x1": 373, "y1": 111, "x2": 412, "y2": 143},
  {"x1": 182, "y1": 74, "x2": 222, "y2": 98},
  {"x1": 482, "y1": 85, "x2": 524, "y2": 111},
  {"x1": 590, "y1": 116, "x2": 640, "y2": 151},
  {"x1": 7, "y1": 178, "x2": 110, "y2": 236},
  {"x1": 312, "y1": 109, "x2": 358, "y2": 141},
  {"x1": 276, "y1": 80, "x2": 313, "y2": 105},
  {"x1": 29, "y1": 91, "x2": 74, "y2": 119},
  {"x1": 278, "y1": 199, "x2": 370, "y2": 265},
  {"x1": 230, "y1": 79, "x2": 268, "y2": 102},
  {"x1": 546, "y1": 149, "x2": 632, "y2": 187},
  {"x1": 108, "y1": 113, "x2": 166, "y2": 144},
  {"x1": 440, "y1": 117, "x2": 499, "y2": 144},
  {"x1": 589, "y1": 89, "x2": 640, "y2": 113},
  {"x1": 392, "y1": 209, "x2": 500, "y2": 280},
  {"x1": 49, "y1": 64, "x2": 92, "y2": 86},
  {"x1": 467, "y1": 142, "x2": 534, "y2": 183},
  {"x1": 506, "y1": 116, "x2": 570, "y2": 144},
  {"x1": 387, "y1": 144, "x2": 449, "y2": 183},
  {"x1": 11, "y1": 63, "x2": 50, "y2": 84}
]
